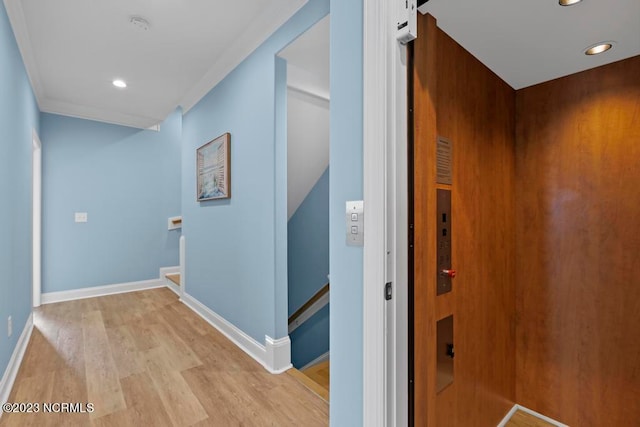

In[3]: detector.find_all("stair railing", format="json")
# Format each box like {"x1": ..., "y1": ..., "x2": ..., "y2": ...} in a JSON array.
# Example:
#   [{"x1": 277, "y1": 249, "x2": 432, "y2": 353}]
[{"x1": 288, "y1": 283, "x2": 329, "y2": 334}]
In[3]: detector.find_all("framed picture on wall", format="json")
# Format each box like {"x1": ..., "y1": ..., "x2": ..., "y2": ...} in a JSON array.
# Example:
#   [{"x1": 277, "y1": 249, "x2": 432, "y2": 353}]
[{"x1": 196, "y1": 132, "x2": 231, "y2": 201}]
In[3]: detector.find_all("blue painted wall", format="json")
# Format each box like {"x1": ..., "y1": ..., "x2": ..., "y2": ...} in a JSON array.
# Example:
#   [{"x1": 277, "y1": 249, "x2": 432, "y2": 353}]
[
  {"x1": 290, "y1": 305, "x2": 329, "y2": 368},
  {"x1": 0, "y1": 2, "x2": 39, "y2": 381},
  {"x1": 181, "y1": 0, "x2": 329, "y2": 344},
  {"x1": 41, "y1": 110, "x2": 182, "y2": 293},
  {"x1": 288, "y1": 166, "x2": 330, "y2": 368},
  {"x1": 330, "y1": 0, "x2": 364, "y2": 424},
  {"x1": 288, "y1": 166, "x2": 329, "y2": 313}
]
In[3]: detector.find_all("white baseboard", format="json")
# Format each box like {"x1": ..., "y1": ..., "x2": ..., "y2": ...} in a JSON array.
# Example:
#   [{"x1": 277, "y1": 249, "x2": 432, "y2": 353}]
[
  {"x1": 0, "y1": 313, "x2": 33, "y2": 414},
  {"x1": 160, "y1": 266, "x2": 181, "y2": 296},
  {"x1": 41, "y1": 279, "x2": 164, "y2": 304},
  {"x1": 265, "y1": 336, "x2": 292, "y2": 374},
  {"x1": 38, "y1": 270, "x2": 292, "y2": 377},
  {"x1": 497, "y1": 404, "x2": 568, "y2": 427},
  {"x1": 300, "y1": 350, "x2": 330, "y2": 371},
  {"x1": 41, "y1": 267, "x2": 181, "y2": 305},
  {"x1": 165, "y1": 280, "x2": 180, "y2": 296},
  {"x1": 180, "y1": 292, "x2": 291, "y2": 374},
  {"x1": 497, "y1": 405, "x2": 519, "y2": 427}
]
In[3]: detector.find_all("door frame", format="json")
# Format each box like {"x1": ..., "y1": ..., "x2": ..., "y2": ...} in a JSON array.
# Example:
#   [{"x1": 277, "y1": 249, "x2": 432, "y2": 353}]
[
  {"x1": 32, "y1": 129, "x2": 42, "y2": 308},
  {"x1": 362, "y1": 1, "x2": 408, "y2": 425}
]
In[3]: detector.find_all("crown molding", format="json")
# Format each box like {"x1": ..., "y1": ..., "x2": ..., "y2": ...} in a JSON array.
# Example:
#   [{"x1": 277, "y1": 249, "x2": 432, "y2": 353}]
[
  {"x1": 3, "y1": 0, "x2": 44, "y2": 109},
  {"x1": 40, "y1": 97, "x2": 162, "y2": 129}
]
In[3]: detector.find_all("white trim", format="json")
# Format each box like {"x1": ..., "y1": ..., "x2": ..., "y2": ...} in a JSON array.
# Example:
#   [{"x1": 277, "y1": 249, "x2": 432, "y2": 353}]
[
  {"x1": 180, "y1": 292, "x2": 291, "y2": 374},
  {"x1": 287, "y1": 84, "x2": 330, "y2": 104},
  {"x1": 363, "y1": 0, "x2": 391, "y2": 425},
  {"x1": 161, "y1": 266, "x2": 181, "y2": 296},
  {"x1": 2, "y1": 0, "x2": 44, "y2": 110},
  {"x1": 497, "y1": 404, "x2": 569, "y2": 427},
  {"x1": 165, "y1": 280, "x2": 180, "y2": 296},
  {"x1": 287, "y1": 289, "x2": 329, "y2": 334},
  {"x1": 389, "y1": 21, "x2": 410, "y2": 427},
  {"x1": 0, "y1": 313, "x2": 33, "y2": 413},
  {"x1": 39, "y1": 98, "x2": 161, "y2": 130},
  {"x1": 179, "y1": 236, "x2": 186, "y2": 298},
  {"x1": 300, "y1": 351, "x2": 330, "y2": 371},
  {"x1": 41, "y1": 279, "x2": 164, "y2": 304},
  {"x1": 496, "y1": 405, "x2": 520, "y2": 427},
  {"x1": 265, "y1": 336, "x2": 293, "y2": 374},
  {"x1": 32, "y1": 130, "x2": 42, "y2": 308}
]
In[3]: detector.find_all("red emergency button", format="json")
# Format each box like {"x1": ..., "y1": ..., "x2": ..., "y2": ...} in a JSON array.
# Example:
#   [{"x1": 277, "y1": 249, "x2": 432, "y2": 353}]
[{"x1": 441, "y1": 269, "x2": 457, "y2": 278}]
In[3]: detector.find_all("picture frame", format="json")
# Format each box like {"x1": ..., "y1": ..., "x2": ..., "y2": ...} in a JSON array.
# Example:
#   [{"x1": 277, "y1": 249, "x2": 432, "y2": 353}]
[{"x1": 196, "y1": 132, "x2": 231, "y2": 201}]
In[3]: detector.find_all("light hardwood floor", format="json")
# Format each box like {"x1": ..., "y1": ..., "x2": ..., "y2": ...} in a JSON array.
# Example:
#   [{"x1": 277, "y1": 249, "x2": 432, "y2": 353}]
[
  {"x1": 0, "y1": 288, "x2": 328, "y2": 426},
  {"x1": 301, "y1": 361, "x2": 329, "y2": 396},
  {"x1": 505, "y1": 410, "x2": 558, "y2": 427}
]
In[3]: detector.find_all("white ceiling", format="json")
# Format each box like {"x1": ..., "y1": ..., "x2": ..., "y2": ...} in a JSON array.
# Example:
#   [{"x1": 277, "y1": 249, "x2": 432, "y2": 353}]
[
  {"x1": 278, "y1": 15, "x2": 329, "y2": 218},
  {"x1": 285, "y1": 89, "x2": 329, "y2": 219},
  {"x1": 6, "y1": 0, "x2": 636, "y2": 131},
  {"x1": 420, "y1": 0, "x2": 640, "y2": 89},
  {"x1": 3, "y1": 0, "x2": 307, "y2": 128},
  {"x1": 279, "y1": 15, "x2": 329, "y2": 100}
]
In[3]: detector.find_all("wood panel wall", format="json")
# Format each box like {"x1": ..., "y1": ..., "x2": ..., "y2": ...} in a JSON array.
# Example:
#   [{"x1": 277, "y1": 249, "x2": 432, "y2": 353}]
[
  {"x1": 515, "y1": 56, "x2": 640, "y2": 426},
  {"x1": 412, "y1": 14, "x2": 516, "y2": 426}
]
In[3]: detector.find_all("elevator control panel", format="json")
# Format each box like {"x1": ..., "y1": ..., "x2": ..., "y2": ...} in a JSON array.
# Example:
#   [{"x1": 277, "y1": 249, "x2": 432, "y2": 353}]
[{"x1": 436, "y1": 189, "x2": 453, "y2": 295}]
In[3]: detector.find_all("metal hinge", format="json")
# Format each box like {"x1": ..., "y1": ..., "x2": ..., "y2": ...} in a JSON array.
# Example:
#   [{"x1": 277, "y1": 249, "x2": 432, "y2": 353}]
[{"x1": 385, "y1": 282, "x2": 393, "y2": 300}]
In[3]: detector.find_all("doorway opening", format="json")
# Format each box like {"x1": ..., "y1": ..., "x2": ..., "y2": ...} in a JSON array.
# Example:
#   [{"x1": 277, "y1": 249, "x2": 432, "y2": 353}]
[{"x1": 277, "y1": 14, "x2": 331, "y2": 400}]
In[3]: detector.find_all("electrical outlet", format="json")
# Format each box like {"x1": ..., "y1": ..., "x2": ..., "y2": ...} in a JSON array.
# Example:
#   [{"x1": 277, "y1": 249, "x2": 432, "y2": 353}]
[{"x1": 7, "y1": 315, "x2": 12, "y2": 338}]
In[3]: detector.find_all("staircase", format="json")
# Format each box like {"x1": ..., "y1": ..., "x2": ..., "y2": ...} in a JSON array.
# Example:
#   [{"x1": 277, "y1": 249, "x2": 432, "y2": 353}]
[
  {"x1": 288, "y1": 359, "x2": 330, "y2": 402},
  {"x1": 287, "y1": 284, "x2": 330, "y2": 401},
  {"x1": 165, "y1": 273, "x2": 181, "y2": 295}
]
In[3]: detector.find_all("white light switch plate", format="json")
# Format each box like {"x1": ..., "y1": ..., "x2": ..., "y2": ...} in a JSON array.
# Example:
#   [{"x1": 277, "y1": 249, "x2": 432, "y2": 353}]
[
  {"x1": 75, "y1": 212, "x2": 88, "y2": 223},
  {"x1": 346, "y1": 201, "x2": 364, "y2": 246}
]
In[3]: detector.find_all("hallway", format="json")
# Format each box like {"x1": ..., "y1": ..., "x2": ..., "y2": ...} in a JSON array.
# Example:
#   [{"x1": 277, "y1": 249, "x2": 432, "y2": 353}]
[{"x1": 0, "y1": 289, "x2": 328, "y2": 426}]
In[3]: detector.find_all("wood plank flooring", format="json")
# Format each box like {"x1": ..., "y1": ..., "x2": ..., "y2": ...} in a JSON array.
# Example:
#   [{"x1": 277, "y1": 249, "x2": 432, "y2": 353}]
[
  {"x1": 286, "y1": 369, "x2": 328, "y2": 403},
  {"x1": 301, "y1": 361, "x2": 329, "y2": 393},
  {"x1": 0, "y1": 288, "x2": 328, "y2": 426},
  {"x1": 505, "y1": 410, "x2": 558, "y2": 427}
]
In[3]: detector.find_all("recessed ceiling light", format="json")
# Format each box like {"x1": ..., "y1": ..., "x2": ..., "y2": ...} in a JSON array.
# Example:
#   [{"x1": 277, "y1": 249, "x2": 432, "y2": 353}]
[
  {"x1": 112, "y1": 79, "x2": 127, "y2": 88},
  {"x1": 584, "y1": 42, "x2": 613, "y2": 56},
  {"x1": 559, "y1": 0, "x2": 582, "y2": 6}
]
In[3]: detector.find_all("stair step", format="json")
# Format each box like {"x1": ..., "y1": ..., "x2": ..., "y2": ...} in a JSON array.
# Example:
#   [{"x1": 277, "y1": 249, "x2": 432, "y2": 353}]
[
  {"x1": 166, "y1": 273, "x2": 181, "y2": 286},
  {"x1": 302, "y1": 360, "x2": 330, "y2": 390},
  {"x1": 287, "y1": 366, "x2": 329, "y2": 402}
]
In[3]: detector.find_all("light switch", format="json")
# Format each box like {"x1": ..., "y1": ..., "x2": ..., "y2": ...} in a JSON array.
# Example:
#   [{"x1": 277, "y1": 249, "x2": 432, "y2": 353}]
[
  {"x1": 75, "y1": 212, "x2": 88, "y2": 223},
  {"x1": 346, "y1": 201, "x2": 364, "y2": 246}
]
